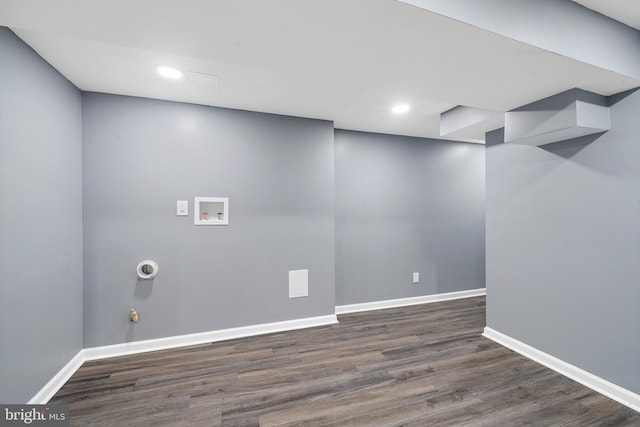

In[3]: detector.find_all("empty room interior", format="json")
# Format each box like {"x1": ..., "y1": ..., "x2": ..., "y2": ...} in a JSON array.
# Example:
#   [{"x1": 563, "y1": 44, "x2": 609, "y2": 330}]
[{"x1": 1, "y1": 0, "x2": 640, "y2": 425}]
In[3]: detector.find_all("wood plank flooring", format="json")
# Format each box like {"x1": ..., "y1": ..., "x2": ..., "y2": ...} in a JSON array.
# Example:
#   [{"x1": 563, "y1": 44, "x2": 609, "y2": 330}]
[{"x1": 51, "y1": 297, "x2": 640, "y2": 426}]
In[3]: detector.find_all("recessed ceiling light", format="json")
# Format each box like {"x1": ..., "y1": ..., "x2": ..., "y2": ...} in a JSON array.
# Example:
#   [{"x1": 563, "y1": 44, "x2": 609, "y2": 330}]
[
  {"x1": 392, "y1": 104, "x2": 410, "y2": 114},
  {"x1": 157, "y1": 66, "x2": 184, "y2": 79}
]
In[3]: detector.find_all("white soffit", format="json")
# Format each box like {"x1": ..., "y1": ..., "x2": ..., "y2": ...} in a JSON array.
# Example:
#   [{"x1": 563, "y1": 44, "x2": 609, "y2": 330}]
[
  {"x1": 572, "y1": 0, "x2": 640, "y2": 30},
  {"x1": 400, "y1": 0, "x2": 640, "y2": 80},
  {"x1": 440, "y1": 106, "x2": 504, "y2": 143}
]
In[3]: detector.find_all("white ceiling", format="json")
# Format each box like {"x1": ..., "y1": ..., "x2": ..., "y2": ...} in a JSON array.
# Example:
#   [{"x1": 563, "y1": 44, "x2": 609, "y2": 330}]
[{"x1": 1, "y1": 0, "x2": 638, "y2": 143}]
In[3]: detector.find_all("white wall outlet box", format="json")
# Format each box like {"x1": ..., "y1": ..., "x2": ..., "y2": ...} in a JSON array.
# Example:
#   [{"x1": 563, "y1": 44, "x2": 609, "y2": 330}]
[
  {"x1": 176, "y1": 200, "x2": 188, "y2": 216},
  {"x1": 194, "y1": 197, "x2": 229, "y2": 225},
  {"x1": 413, "y1": 272, "x2": 420, "y2": 283},
  {"x1": 289, "y1": 269, "x2": 309, "y2": 298}
]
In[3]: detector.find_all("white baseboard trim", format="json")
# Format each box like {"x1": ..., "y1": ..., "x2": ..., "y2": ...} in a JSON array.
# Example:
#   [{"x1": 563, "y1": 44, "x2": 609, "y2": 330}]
[
  {"x1": 30, "y1": 314, "x2": 338, "y2": 403},
  {"x1": 83, "y1": 314, "x2": 338, "y2": 361},
  {"x1": 28, "y1": 350, "x2": 85, "y2": 404},
  {"x1": 335, "y1": 288, "x2": 486, "y2": 315},
  {"x1": 483, "y1": 327, "x2": 640, "y2": 413}
]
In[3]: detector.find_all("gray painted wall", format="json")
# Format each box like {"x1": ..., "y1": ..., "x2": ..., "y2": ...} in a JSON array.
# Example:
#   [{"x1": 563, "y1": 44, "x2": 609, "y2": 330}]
[
  {"x1": 335, "y1": 130, "x2": 485, "y2": 305},
  {"x1": 0, "y1": 27, "x2": 83, "y2": 403},
  {"x1": 82, "y1": 93, "x2": 335, "y2": 347},
  {"x1": 486, "y1": 89, "x2": 640, "y2": 394}
]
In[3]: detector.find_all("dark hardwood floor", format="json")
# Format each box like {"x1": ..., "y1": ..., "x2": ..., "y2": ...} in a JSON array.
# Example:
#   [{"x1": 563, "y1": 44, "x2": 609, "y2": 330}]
[{"x1": 51, "y1": 297, "x2": 639, "y2": 426}]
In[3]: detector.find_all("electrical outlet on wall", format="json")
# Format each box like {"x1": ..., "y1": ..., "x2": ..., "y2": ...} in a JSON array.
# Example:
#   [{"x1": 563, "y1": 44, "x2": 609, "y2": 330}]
[
  {"x1": 412, "y1": 272, "x2": 420, "y2": 283},
  {"x1": 177, "y1": 200, "x2": 188, "y2": 216}
]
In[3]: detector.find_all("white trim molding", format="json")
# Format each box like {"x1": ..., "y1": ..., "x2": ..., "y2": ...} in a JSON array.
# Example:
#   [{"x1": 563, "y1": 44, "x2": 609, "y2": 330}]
[
  {"x1": 83, "y1": 314, "x2": 338, "y2": 361},
  {"x1": 483, "y1": 327, "x2": 640, "y2": 413},
  {"x1": 335, "y1": 288, "x2": 486, "y2": 315},
  {"x1": 28, "y1": 350, "x2": 85, "y2": 404},
  {"x1": 29, "y1": 314, "x2": 338, "y2": 403}
]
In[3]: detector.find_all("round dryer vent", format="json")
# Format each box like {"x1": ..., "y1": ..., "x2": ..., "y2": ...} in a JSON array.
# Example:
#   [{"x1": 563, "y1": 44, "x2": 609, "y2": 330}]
[{"x1": 137, "y1": 260, "x2": 158, "y2": 280}]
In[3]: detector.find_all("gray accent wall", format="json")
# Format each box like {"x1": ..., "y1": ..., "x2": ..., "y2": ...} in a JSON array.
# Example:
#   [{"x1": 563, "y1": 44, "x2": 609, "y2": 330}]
[
  {"x1": 0, "y1": 28, "x2": 83, "y2": 402},
  {"x1": 486, "y1": 89, "x2": 640, "y2": 394},
  {"x1": 82, "y1": 93, "x2": 335, "y2": 347},
  {"x1": 335, "y1": 130, "x2": 485, "y2": 305}
]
